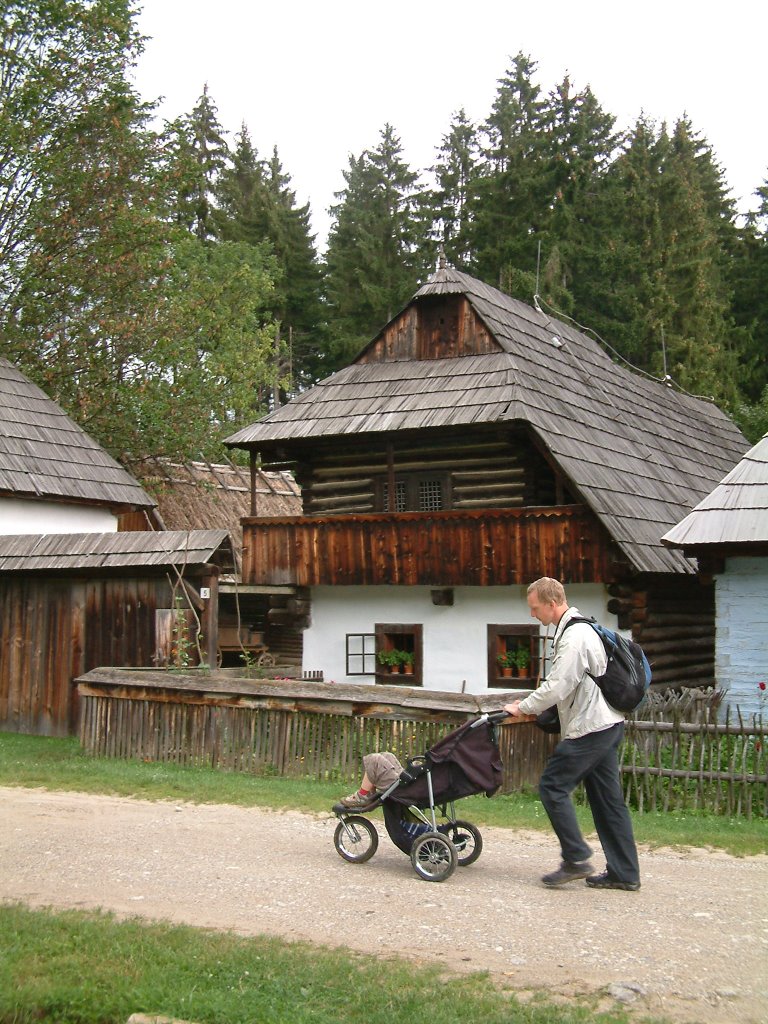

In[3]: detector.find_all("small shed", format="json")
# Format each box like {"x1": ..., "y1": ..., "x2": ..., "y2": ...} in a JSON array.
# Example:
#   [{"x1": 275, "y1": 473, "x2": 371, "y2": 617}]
[
  {"x1": 0, "y1": 529, "x2": 235, "y2": 735},
  {"x1": 662, "y1": 432, "x2": 768, "y2": 718}
]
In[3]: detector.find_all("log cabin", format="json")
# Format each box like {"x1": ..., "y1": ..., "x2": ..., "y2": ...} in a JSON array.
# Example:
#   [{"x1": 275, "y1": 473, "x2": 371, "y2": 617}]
[{"x1": 224, "y1": 265, "x2": 748, "y2": 695}]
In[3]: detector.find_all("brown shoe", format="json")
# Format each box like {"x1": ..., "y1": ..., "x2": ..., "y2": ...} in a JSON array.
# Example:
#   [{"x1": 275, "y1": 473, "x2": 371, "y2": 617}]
[
  {"x1": 339, "y1": 790, "x2": 376, "y2": 809},
  {"x1": 541, "y1": 861, "x2": 594, "y2": 887}
]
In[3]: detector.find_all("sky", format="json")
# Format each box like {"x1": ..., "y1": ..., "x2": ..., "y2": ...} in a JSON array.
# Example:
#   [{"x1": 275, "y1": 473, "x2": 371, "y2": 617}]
[{"x1": 133, "y1": 0, "x2": 766, "y2": 251}]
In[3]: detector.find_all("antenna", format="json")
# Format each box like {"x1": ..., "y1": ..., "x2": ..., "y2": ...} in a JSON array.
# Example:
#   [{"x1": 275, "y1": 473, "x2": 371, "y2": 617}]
[
  {"x1": 661, "y1": 324, "x2": 667, "y2": 378},
  {"x1": 535, "y1": 239, "x2": 542, "y2": 297}
]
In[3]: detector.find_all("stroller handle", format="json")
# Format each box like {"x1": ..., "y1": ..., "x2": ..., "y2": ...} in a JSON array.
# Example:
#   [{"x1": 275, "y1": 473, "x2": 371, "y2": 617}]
[{"x1": 471, "y1": 710, "x2": 511, "y2": 727}]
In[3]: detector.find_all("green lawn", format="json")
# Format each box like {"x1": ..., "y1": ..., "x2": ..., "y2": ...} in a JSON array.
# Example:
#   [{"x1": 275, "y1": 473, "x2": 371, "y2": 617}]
[{"x1": 0, "y1": 902, "x2": 644, "y2": 1024}]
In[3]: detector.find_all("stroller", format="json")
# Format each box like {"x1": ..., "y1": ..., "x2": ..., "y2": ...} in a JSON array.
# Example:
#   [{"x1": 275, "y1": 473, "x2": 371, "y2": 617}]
[{"x1": 331, "y1": 711, "x2": 507, "y2": 882}]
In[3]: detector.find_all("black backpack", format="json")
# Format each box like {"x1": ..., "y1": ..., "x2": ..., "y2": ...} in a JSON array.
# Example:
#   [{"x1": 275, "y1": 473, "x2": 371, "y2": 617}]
[{"x1": 562, "y1": 616, "x2": 652, "y2": 712}]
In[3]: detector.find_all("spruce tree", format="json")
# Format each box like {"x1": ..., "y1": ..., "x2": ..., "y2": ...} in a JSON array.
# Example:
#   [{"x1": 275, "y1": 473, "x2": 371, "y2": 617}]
[
  {"x1": 428, "y1": 109, "x2": 482, "y2": 268},
  {"x1": 325, "y1": 124, "x2": 427, "y2": 365},
  {"x1": 216, "y1": 133, "x2": 326, "y2": 392},
  {"x1": 468, "y1": 53, "x2": 551, "y2": 301},
  {"x1": 186, "y1": 84, "x2": 229, "y2": 242},
  {"x1": 730, "y1": 176, "x2": 768, "y2": 411},
  {"x1": 544, "y1": 77, "x2": 618, "y2": 315}
]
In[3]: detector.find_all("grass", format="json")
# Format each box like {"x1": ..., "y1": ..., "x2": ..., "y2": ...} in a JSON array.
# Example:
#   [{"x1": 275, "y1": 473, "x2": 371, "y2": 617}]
[
  {"x1": 0, "y1": 732, "x2": 766, "y2": 856},
  {"x1": 0, "y1": 902, "x2": 643, "y2": 1024}
]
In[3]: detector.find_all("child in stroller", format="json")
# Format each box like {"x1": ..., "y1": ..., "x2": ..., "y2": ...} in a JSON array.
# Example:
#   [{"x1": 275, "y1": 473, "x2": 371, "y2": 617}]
[{"x1": 331, "y1": 711, "x2": 508, "y2": 882}]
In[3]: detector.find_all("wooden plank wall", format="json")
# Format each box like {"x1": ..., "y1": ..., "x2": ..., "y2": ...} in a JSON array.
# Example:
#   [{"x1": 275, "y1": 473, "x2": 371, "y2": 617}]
[
  {"x1": 356, "y1": 296, "x2": 498, "y2": 362},
  {"x1": 241, "y1": 506, "x2": 614, "y2": 588},
  {"x1": 0, "y1": 575, "x2": 188, "y2": 736}
]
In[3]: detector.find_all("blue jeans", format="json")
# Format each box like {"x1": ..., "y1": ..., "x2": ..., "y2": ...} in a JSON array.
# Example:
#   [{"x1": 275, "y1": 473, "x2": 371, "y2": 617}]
[{"x1": 538, "y1": 722, "x2": 640, "y2": 883}]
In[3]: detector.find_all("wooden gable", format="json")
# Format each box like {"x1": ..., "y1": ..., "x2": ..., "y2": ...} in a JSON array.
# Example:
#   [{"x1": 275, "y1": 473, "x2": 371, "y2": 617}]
[{"x1": 357, "y1": 295, "x2": 500, "y2": 363}]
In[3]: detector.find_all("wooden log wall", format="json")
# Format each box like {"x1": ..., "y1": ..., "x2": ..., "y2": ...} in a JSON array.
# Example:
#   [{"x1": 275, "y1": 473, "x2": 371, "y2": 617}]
[
  {"x1": 297, "y1": 431, "x2": 563, "y2": 516},
  {"x1": 608, "y1": 576, "x2": 716, "y2": 690}
]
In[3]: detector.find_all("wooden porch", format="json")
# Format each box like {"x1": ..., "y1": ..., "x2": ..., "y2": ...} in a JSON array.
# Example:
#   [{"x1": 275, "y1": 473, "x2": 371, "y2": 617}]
[{"x1": 240, "y1": 505, "x2": 616, "y2": 588}]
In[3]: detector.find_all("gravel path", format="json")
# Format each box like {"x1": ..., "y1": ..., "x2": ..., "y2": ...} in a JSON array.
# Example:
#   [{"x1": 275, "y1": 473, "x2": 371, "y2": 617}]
[{"x1": 1, "y1": 786, "x2": 766, "y2": 1024}]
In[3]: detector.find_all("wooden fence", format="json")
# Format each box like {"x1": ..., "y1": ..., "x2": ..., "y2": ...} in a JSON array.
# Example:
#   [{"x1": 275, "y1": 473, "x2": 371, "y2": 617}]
[
  {"x1": 75, "y1": 668, "x2": 766, "y2": 816},
  {"x1": 75, "y1": 668, "x2": 555, "y2": 791},
  {"x1": 621, "y1": 712, "x2": 766, "y2": 818}
]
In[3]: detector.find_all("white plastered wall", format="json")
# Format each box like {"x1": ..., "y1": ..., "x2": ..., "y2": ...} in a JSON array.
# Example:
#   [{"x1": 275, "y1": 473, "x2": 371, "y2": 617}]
[
  {"x1": 0, "y1": 497, "x2": 117, "y2": 535},
  {"x1": 302, "y1": 583, "x2": 615, "y2": 694}
]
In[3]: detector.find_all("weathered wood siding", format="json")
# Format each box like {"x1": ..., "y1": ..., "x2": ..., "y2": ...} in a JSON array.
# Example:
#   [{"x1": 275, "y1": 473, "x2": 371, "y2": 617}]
[
  {"x1": 241, "y1": 506, "x2": 615, "y2": 588},
  {"x1": 0, "y1": 574, "x2": 203, "y2": 736},
  {"x1": 357, "y1": 296, "x2": 498, "y2": 362}
]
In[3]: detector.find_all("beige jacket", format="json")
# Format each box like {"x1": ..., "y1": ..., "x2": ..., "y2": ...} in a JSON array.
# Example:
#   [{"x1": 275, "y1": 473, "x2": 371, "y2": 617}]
[{"x1": 517, "y1": 606, "x2": 623, "y2": 739}]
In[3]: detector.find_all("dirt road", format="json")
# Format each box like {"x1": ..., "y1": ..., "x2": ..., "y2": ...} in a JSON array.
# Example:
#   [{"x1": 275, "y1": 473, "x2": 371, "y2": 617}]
[{"x1": 1, "y1": 786, "x2": 766, "y2": 1023}]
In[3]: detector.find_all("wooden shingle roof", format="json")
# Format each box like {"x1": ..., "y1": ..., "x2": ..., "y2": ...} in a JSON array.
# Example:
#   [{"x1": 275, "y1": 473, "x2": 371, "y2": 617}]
[
  {"x1": 0, "y1": 530, "x2": 235, "y2": 573},
  {"x1": 662, "y1": 432, "x2": 768, "y2": 548},
  {"x1": 224, "y1": 267, "x2": 748, "y2": 575},
  {"x1": 0, "y1": 358, "x2": 155, "y2": 511}
]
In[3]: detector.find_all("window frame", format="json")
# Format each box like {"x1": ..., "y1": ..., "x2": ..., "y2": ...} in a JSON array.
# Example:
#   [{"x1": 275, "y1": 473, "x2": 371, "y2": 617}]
[
  {"x1": 487, "y1": 624, "x2": 543, "y2": 689},
  {"x1": 374, "y1": 622, "x2": 423, "y2": 686},
  {"x1": 345, "y1": 632, "x2": 377, "y2": 676},
  {"x1": 377, "y1": 471, "x2": 453, "y2": 513}
]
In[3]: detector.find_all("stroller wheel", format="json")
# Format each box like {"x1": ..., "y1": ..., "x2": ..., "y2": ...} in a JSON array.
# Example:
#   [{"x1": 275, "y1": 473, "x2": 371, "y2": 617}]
[
  {"x1": 334, "y1": 815, "x2": 379, "y2": 863},
  {"x1": 445, "y1": 820, "x2": 483, "y2": 866},
  {"x1": 410, "y1": 831, "x2": 457, "y2": 882}
]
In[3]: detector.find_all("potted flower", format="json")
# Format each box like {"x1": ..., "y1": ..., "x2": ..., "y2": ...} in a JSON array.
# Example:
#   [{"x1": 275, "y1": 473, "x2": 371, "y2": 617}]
[
  {"x1": 399, "y1": 650, "x2": 415, "y2": 675},
  {"x1": 496, "y1": 650, "x2": 515, "y2": 677},
  {"x1": 513, "y1": 645, "x2": 531, "y2": 676}
]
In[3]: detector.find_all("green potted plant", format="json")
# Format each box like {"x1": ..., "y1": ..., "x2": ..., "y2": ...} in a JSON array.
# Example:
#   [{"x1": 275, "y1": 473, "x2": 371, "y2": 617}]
[
  {"x1": 513, "y1": 645, "x2": 531, "y2": 676},
  {"x1": 378, "y1": 649, "x2": 402, "y2": 673},
  {"x1": 399, "y1": 650, "x2": 415, "y2": 675}
]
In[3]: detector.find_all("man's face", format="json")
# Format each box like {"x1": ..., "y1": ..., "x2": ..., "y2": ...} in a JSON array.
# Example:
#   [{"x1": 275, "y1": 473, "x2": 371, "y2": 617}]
[{"x1": 527, "y1": 590, "x2": 557, "y2": 626}]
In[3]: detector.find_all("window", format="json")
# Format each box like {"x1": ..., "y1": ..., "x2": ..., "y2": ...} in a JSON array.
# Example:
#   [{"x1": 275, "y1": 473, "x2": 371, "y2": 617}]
[
  {"x1": 382, "y1": 479, "x2": 407, "y2": 513},
  {"x1": 487, "y1": 624, "x2": 542, "y2": 689},
  {"x1": 346, "y1": 633, "x2": 376, "y2": 676},
  {"x1": 379, "y1": 472, "x2": 451, "y2": 512},
  {"x1": 374, "y1": 623, "x2": 423, "y2": 686}
]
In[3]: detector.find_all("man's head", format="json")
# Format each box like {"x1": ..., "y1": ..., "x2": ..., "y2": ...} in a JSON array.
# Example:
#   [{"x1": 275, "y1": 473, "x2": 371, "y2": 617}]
[{"x1": 527, "y1": 577, "x2": 568, "y2": 626}]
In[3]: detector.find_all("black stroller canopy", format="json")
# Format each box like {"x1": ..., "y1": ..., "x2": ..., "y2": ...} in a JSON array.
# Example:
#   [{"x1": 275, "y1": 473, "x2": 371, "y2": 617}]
[{"x1": 387, "y1": 716, "x2": 504, "y2": 808}]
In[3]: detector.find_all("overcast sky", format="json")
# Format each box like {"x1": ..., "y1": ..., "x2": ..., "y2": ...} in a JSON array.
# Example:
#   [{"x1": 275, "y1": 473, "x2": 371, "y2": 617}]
[{"x1": 134, "y1": 0, "x2": 766, "y2": 251}]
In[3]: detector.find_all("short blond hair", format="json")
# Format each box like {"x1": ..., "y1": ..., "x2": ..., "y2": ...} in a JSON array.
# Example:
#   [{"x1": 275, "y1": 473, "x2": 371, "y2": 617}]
[{"x1": 527, "y1": 577, "x2": 566, "y2": 605}]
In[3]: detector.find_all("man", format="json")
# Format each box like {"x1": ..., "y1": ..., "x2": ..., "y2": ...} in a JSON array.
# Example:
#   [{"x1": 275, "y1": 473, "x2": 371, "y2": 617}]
[{"x1": 504, "y1": 577, "x2": 640, "y2": 891}]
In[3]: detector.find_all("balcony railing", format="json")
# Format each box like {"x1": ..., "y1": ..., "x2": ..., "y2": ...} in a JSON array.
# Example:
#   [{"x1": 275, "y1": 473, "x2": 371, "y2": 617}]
[{"x1": 240, "y1": 505, "x2": 613, "y2": 587}]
